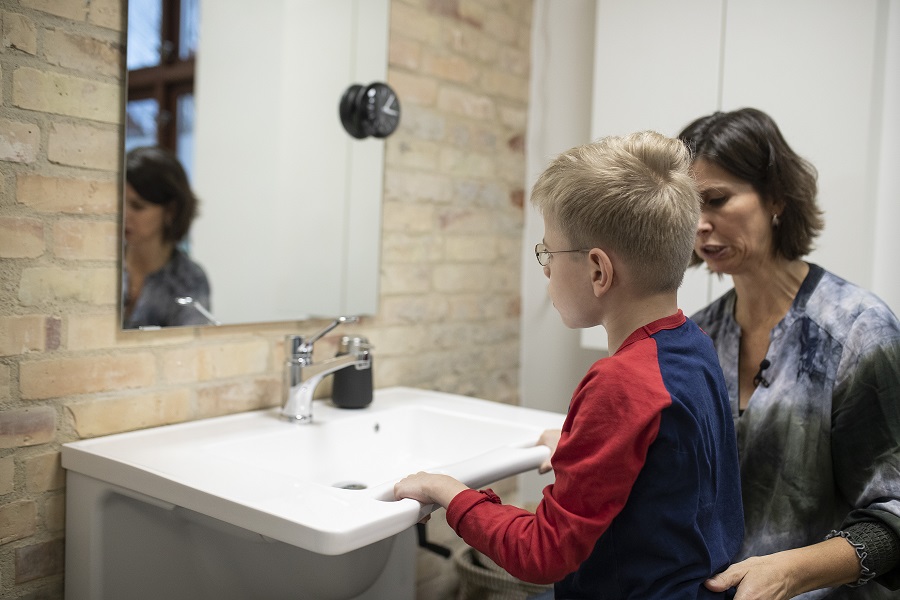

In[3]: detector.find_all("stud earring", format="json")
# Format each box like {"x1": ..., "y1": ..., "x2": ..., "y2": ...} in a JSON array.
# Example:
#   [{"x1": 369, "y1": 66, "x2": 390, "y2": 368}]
[{"x1": 772, "y1": 213, "x2": 780, "y2": 227}]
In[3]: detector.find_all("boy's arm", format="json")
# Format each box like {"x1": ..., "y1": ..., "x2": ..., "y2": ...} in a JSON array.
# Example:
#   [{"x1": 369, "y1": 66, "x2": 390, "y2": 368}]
[
  {"x1": 441, "y1": 371, "x2": 667, "y2": 585},
  {"x1": 395, "y1": 361, "x2": 669, "y2": 586},
  {"x1": 394, "y1": 429, "x2": 563, "y2": 504},
  {"x1": 394, "y1": 429, "x2": 564, "y2": 503}
]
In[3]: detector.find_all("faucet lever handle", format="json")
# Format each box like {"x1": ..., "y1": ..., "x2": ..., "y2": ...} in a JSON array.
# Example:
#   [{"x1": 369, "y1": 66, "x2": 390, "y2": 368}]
[
  {"x1": 286, "y1": 335, "x2": 305, "y2": 359},
  {"x1": 293, "y1": 316, "x2": 360, "y2": 355}
]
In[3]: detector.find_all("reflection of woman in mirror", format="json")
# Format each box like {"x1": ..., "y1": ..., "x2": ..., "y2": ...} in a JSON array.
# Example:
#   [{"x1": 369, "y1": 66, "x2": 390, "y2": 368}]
[{"x1": 122, "y1": 146, "x2": 212, "y2": 329}]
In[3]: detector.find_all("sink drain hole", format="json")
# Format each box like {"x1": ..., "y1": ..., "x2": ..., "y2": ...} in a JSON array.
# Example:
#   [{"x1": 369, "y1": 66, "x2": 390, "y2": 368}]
[{"x1": 333, "y1": 481, "x2": 367, "y2": 490}]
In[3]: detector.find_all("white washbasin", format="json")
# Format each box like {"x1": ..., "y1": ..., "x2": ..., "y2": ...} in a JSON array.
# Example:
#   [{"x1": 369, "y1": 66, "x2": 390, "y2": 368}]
[{"x1": 62, "y1": 387, "x2": 565, "y2": 556}]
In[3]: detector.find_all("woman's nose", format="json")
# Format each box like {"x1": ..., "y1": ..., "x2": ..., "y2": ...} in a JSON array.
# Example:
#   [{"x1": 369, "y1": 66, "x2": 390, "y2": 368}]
[{"x1": 696, "y1": 215, "x2": 712, "y2": 234}]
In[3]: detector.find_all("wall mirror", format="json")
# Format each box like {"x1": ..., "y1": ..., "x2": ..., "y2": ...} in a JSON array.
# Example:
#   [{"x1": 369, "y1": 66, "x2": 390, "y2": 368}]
[{"x1": 122, "y1": 0, "x2": 389, "y2": 329}]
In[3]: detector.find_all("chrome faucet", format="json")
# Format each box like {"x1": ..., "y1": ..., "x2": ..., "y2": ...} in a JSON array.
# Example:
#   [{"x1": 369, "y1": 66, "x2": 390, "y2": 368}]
[{"x1": 281, "y1": 316, "x2": 371, "y2": 423}]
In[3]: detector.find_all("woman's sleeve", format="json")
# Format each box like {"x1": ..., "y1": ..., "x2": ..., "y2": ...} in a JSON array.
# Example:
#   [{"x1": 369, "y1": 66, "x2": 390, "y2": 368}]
[{"x1": 831, "y1": 306, "x2": 900, "y2": 589}]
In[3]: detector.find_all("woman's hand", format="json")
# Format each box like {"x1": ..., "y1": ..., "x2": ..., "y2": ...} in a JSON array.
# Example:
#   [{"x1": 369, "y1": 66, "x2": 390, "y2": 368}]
[
  {"x1": 537, "y1": 429, "x2": 561, "y2": 474},
  {"x1": 705, "y1": 538, "x2": 860, "y2": 600},
  {"x1": 704, "y1": 555, "x2": 793, "y2": 599}
]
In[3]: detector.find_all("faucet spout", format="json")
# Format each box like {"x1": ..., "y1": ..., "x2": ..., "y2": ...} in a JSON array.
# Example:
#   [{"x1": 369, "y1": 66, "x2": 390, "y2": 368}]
[
  {"x1": 282, "y1": 353, "x2": 371, "y2": 423},
  {"x1": 280, "y1": 317, "x2": 371, "y2": 423}
]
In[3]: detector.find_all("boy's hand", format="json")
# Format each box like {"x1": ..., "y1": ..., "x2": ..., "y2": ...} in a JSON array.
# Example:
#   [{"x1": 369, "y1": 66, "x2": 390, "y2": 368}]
[
  {"x1": 537, "y1": 429, "x2": 562, "y2": 474},
  {"x1": 394, "y1": 472, "x2": 468, "y2": 508}
]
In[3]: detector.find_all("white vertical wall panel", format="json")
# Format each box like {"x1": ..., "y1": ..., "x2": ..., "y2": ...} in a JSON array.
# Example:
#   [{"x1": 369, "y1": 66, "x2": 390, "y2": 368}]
[
  {"x1": 583, "y1": 0, "x2": 727, "y2": 350},
  {"x1": 522, "y1": 0, "x2": 602, "y2": 412},
  {"x1": 590, "y1": 0, "x2": 724, "y2": 137},
  {"x1": 871, "y1": 0, "x2": 899, "y2": 313},
  {"x1": 721, "y1": 0, "x2": 884, "y2": 289},
  {"x1": 520, "y1": 0, "x2": 604, "y2": 504}
]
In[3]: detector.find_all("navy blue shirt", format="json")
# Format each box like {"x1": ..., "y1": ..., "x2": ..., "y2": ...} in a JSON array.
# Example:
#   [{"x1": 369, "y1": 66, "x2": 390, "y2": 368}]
[{"x1": 448, "y1": 312, "x2": 744, "y2": 598}]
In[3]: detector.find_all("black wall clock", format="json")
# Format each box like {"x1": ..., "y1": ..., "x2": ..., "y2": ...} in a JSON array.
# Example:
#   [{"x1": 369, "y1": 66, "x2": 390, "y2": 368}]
[{"x1": 339, "y1": 82, "x2": 401, "y2": 139}]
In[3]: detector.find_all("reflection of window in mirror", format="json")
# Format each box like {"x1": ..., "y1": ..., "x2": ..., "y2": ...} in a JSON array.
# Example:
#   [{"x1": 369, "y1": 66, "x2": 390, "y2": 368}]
[{"x1": 125, "y1": 0, "x2": 198, "y2": 174}]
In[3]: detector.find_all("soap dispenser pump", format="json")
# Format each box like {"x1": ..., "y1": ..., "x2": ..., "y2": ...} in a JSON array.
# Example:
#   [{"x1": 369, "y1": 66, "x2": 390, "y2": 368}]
[{"x1": 331, "y1": 335, "x2": 373, "y2": 409}]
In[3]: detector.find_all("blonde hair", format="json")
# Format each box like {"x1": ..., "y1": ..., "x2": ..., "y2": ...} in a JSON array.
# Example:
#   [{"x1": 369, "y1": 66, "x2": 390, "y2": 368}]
[{"x1": 531, "y1": 131, "x2": 700, "y2": 293}]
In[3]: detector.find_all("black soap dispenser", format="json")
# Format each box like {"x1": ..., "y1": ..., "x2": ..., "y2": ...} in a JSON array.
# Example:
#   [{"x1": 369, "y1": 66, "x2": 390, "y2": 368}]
[{"x1": 332, "y1": 335, "x2": 373, "y2": 409}]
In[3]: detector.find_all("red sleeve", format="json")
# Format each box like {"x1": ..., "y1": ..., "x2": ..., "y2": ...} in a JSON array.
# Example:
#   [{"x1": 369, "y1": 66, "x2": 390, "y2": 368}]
[{"x1": 446, "y1": 347, "x2": 670, "y2": 584}]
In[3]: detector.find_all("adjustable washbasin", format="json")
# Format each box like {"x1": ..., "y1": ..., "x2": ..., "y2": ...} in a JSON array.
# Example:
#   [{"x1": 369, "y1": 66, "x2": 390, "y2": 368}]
[{"x1": 62, "y1": 387, "x2": 565, "y2": 600}]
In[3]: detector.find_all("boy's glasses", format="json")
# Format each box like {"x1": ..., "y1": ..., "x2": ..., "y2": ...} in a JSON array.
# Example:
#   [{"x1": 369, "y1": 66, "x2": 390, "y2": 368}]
[{"x1": 534, "y1": 243, "x2": 590, "y2": 267}]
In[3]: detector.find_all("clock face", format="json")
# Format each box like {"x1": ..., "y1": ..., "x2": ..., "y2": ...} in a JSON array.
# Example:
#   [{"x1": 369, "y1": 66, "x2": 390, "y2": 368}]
[
  {"x1": 339, "y1": 82, "x2": 400, "y2": 139},
  {"x1": 363, "y1": 82, "x2": 400, "y2": 138}
]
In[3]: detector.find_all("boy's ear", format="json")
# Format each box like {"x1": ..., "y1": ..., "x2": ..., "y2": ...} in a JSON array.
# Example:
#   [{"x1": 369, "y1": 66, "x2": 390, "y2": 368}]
[{"x1": 588, "y1": 248, "x2": 613, "y2": 298}]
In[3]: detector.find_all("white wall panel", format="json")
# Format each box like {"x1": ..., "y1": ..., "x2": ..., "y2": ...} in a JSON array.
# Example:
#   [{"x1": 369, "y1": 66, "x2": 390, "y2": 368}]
[
  {"x1": 872, "y1": 0, "x2": 900, "y2": 313},
  {"x1": 721, "y1": 0, "x2": 884, "y2": 289},
  {"x1": 583, "y1": 0, "x2": 727, "y2": 349},
  {"x1": 520, "y1": 0, "x2": 603, "y2": 502}
]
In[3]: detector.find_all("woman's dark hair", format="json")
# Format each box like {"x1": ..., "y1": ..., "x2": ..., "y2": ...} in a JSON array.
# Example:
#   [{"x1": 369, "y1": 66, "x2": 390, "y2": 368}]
[
  {"x1": 125, "y1": 146, "x2": 199, "y2": 243},
  {"x1": 678, "y1": 107, "x2": 823, "y2": 262}
]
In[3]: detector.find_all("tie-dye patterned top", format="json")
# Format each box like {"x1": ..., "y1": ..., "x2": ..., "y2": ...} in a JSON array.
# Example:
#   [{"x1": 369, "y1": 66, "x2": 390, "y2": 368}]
[
  {"x1": 692, "y1": 263, "x2": 900, "y2": 599},
  {"x1": 123, "y1": 248, "x2": 211, "y2": 329}
]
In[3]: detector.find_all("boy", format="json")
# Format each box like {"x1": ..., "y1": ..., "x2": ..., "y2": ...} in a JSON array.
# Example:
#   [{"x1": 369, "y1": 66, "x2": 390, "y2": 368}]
[{"x1": 394, "y1": 131, "x2": 743, "y2": 598}]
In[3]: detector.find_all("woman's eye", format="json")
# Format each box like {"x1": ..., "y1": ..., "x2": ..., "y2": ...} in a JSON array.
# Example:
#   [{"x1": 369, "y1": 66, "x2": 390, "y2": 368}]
[{"x1": 703, "y1": 196, "x2": 727, "y2": 207}]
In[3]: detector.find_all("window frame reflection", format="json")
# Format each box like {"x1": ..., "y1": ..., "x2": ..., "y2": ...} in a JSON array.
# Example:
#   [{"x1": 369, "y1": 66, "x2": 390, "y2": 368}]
[{"x1": 125, "y1": 0, "x2": 198, "y2": 159}]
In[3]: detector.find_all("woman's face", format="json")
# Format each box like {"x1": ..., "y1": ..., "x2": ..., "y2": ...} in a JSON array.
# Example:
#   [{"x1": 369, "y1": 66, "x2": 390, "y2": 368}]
[
  {"x1": 692, "y1": 159, "x2": 775, "y2": 276},
  {"x1": 124, "y1": 183, "x2": 168, "y2": 246}
]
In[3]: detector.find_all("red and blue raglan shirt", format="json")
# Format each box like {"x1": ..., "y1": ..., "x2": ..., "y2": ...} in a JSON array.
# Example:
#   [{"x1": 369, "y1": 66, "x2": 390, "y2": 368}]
[{"x1": 446, "y1": 311, "x2": 744, "y2": 599}]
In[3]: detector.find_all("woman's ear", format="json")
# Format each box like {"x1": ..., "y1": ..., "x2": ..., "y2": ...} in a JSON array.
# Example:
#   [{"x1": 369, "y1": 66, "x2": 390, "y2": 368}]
[
  {"x1": 588, "y1": 248, "x2": 613, "y2": 298},
  {"x1": 767, "y1": 196, "x2": 786, "y2": 216},
  {"x1": 162, "y1": 204, "x2": 177, "y2": 241}
]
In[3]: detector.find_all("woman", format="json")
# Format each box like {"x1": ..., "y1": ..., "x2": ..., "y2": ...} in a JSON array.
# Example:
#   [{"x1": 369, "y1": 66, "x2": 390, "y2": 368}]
[
  {"x1": 123, "y1": 146, "x2": 211, "y2": 329},
  {"x1": 679, "y1": 108, "x2": 900, "y2": 599}
]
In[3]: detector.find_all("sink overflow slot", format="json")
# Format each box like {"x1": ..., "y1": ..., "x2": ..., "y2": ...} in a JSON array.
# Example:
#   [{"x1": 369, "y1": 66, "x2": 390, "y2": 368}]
[{"x1": 333, "y1": 481, "x2": 367, "y2": 490}]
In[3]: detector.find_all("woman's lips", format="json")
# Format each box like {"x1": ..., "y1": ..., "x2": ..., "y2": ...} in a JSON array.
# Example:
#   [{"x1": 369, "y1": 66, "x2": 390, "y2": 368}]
[{"x1": 699, "y1": 244, "x2": 727, "y2": 260}]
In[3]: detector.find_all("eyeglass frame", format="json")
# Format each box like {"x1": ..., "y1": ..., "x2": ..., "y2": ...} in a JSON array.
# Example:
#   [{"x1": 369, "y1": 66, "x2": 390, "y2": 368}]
[{"x1": 534, "y1": 243, "x2": 591, "y2": 267}]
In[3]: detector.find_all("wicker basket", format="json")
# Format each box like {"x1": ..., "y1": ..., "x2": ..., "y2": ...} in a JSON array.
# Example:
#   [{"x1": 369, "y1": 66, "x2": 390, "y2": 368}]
[{"x1": 453, "y1": 545, "x2": 552, "y2": 600}]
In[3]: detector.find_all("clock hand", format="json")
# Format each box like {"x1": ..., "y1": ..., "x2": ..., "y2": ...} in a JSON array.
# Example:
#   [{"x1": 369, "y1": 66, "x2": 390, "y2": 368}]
[{"x1": 381, "y1": 94, "x2": 398, "y2": 116}]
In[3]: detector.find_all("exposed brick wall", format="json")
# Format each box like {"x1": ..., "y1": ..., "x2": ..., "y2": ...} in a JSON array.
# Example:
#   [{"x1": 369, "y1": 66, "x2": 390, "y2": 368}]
[{"x1": 0, "y1": 0, "x2": 532, "y2": 596}]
